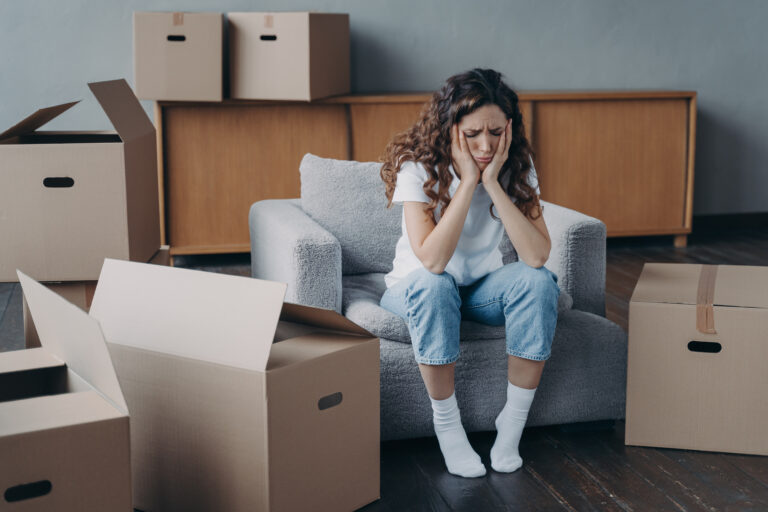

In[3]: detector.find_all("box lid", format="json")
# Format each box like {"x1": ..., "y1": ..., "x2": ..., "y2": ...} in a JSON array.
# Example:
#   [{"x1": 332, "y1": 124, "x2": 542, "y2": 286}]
[
  {"x1": 0, "y1": 101, "x2": 79, "y2": 142},
  {"x1": 88, "y1": 79, "x2": 155, "y2": 142},
  {"x1": 631, "y1": 263, "x2": 768, "y2": 309},
  {"x1": 17, "y1": 271, "x2": 128, "y2": 413},
  {"x1": 89, "y1": 259, "x2": 287, "y2": 372}
]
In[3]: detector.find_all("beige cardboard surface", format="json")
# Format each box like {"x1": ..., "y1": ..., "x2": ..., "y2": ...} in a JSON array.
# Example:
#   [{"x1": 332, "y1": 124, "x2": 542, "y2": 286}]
[
  {"x1": 134, "y1": 11, "x2": 223, "y2": 101},
  {"x1": 626, "y1": 263, "x2": 768, "y2": 455},
  {"x1": 631, "y1": 262, "x2": 768, "y2": 308},
  {"x1": 228, "y1": 12, "x2": 349, "y2": 100},
  {"x1": 23, "y1": 249, "x2": 169, "y2": 349},
  {"x1": 0, "y1": 346, "x2": 63, "y2": 374},
  {"x1": 0, "y1": 101, "x2": 79, "y2": 141},
  {"x1": 93, "y1": 260, "x2": 380, "y2": 511},
  {"x1": 0, "y1": 403, "x2": 131, "y2": 511},
  {"x1": 107, "y1": 343, "x2": 268, "y2": 512},
  {"x1": 281, "y1": 301, "x2": 373, "y2": 337},
  {"x1": 90, "y1": 258, "x2": 286, "y2": 371},
  {"x1": 0, "y1": 79, "x2": 160, "y2": 282},
  {"x1": 267, "y1": 337, "x2": 380, "y2": 511},
  {"x1": 19, "y1": 271, "x2": 127, "y2": 412},
  {"x1": 24, "y1": 281, "x2": 95, "y2": 349},
  {"x1": 308, "y1": 13, "x2": 351, "y2": 100},
  {"x1": 1, "y1": 274, "x2": 131, "y2": 511}
]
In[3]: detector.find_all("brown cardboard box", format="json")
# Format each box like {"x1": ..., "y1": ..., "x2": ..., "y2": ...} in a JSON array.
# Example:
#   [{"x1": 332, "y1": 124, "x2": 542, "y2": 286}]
[
  {"x1": 0, "y1": 79, "x2": 160, "y2": 283},
  {"x1": 1, "y1": 271, "x2": 131, "y2": 511},
  {"x1": 626, "y1": 263, "x2": 768, "y2": 455},
  {"x1": 88, "y1": 258, "x2": 380, "y2": 511},
  {"x1": 228, "y1": 12, "x2": 350, "y2": 100},
  {"x1": 23, "y1": 248, "x2": 172, "y2": 349},
  {"x1": 134, "y1": 11, "x2": 223, "y2": 101}
]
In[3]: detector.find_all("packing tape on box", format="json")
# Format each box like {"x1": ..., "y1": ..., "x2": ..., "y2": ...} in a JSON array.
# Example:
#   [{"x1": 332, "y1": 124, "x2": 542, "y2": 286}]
[
  {"x1": 173, "y1": 12, "x2": 184, "y2": 26},
  {"x1": 696, "y1": 264, "x2": 718, "y2": 334}
]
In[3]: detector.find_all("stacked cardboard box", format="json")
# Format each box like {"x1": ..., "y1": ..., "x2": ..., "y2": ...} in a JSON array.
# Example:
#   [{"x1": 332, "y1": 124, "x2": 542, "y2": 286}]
[
  {"x1": 0, "y1": 272, "x2": 132, "y2": 511},
  {"x1": 134, "y1": 11, "x2": 350, "y2": 101},
  {"x1": 134, "y1": 12, "x2": 224, "y2": 101},
  {"x1": 626, "y1": 263, "x2": 768, "y2": 455}
]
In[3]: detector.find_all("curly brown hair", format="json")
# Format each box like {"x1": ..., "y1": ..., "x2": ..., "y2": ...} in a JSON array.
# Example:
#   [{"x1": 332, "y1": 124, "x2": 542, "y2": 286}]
[{"x1": 381, "y1": 68, "x2": 540, "y2": 221}]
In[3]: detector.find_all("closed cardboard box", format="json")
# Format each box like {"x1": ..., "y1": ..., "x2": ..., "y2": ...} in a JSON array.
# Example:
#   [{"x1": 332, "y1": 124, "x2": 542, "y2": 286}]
[
  {"x1": 23, "y1": 248, "x2": 171, "y2": 349},
  {"x1": 89, "y1": 259, "x2": 380, "y2": 511},
  {"x1": 1, "y1": 271, "x2": 131, "y2": 511},
  {"x1": 134, "y1": 11, "x2": 223, "y2": 101},
  {"x1": 228, "y1": 12, "x2": 350, "y2": 100},
  {"x1": 626, "y1": 263, "x2": 768, "y2": 455},
  {"x1": 0, "y1": 79, "x2": 160, "y2": 282}
]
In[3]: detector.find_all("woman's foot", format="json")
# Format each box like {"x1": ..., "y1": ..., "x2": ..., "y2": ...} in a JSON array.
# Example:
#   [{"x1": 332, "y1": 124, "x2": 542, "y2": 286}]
[
  {"x1": 490, "y1": 382, "x2": 536, "y2": 472},
  {"x1": 431, "y1": 393, "x2": 486, "y2": 478}
]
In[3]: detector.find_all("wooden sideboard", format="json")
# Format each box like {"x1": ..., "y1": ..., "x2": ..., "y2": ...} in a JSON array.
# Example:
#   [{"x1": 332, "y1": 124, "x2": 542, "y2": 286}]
[{"x1": 155, "y1": 90, "x2": 696, "y2": 256}]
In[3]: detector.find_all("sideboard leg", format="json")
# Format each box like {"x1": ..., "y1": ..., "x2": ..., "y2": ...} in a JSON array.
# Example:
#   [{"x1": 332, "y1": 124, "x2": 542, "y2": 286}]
[{"x1": 673, "y1": 235, "x2": 688, "y2": 248}]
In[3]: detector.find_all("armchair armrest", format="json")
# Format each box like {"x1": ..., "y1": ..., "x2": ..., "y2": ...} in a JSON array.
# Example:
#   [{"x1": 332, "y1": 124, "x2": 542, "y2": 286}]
[
  {"x1": 541, "y1": 200, "x2": 606, "y2": 316},
  {"x1": 249, "y1": 199, "x2": 342, "y2": 312}
]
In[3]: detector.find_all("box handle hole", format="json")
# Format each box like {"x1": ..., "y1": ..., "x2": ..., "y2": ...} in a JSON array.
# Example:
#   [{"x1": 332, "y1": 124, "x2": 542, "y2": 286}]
[
  {"x1": 43, "y1": 177, "x2": 74, "y2": 188},
  {"x1": 5, "y1": 480, "x2": 52, "y2": 502},
  {"x1": 167, "y1": 35, "x2": 186, "y2": 42},
  {"x1": 260, "y1": 35, "x2": 277, "y2": 41},
  {"x1": 318, "y1": 392, "x2": 342, "y2": 410},
  {"x1": 688, "y1": 340, "x2": 722, "y2": 353}
]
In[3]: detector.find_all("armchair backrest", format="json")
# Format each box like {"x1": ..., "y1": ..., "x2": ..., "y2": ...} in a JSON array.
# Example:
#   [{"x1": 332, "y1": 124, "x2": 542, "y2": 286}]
[{"x1": 299, "y1": 154, "x2": 518, "y2": 276}]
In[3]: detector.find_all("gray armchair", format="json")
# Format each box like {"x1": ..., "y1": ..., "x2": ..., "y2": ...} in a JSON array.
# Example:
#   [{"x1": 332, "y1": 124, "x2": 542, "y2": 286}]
[{"x1": 250, "y1": 154, "x2": 627, "y2": 441}]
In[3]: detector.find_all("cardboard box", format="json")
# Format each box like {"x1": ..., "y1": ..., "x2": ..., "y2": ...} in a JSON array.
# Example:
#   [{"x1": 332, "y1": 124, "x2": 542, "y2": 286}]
[
  {"x1": 228, "y1": 12, "x2": 350, "y2": 101},
  {"x1": 88, "y1": 258, "x2": 380, "y2": 511},
  {"x1": 0, "y1": 79, "x2": 161, "y2": 283},
  {"x1": 1, "y1": 271, "x2": 131, "y2": 511},
  {"x1": 134, "y1": 11, "x2": 223, "y2": 101},
  {"x1": 626, "y1": 263, "x2": 768, "y2": 455},
  {"x1": 23, "y1": 247, "x2": 172, "y2": 349}
]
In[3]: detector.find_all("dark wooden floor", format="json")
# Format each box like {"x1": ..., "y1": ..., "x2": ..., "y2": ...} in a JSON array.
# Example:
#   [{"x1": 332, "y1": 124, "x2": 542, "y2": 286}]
[{"x1": 2, "y1": 222, "x2": 768, "y2": 511}]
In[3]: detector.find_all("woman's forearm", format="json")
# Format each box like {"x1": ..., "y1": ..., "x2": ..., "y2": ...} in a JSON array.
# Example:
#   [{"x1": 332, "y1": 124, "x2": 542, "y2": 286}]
[
  {"x1": 485, "y1": 182, "x2": 551, "y2": 268},
  {"x1": 414, "y1": 181, "x2": 478, "y2": 273}
]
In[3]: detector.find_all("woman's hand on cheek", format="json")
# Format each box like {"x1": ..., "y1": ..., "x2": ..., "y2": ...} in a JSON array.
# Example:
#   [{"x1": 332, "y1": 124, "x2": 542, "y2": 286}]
[
  {"x1": 481, "y1": 119, "x2": 512, "y2": 187},
  {"x1": 451, "y1": 124, "x2": 480, "y2": 184}
]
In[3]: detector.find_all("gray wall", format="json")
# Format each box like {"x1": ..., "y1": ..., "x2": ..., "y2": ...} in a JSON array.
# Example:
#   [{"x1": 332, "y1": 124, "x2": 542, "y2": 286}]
[{"x1": 2, "y1": 0, "x2": 766, "y2": 215}]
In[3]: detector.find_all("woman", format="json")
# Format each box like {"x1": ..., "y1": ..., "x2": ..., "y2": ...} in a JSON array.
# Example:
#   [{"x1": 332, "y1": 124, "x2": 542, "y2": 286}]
[{"x1": 379, "y1": 68, "x2": 560, "y2": 478}]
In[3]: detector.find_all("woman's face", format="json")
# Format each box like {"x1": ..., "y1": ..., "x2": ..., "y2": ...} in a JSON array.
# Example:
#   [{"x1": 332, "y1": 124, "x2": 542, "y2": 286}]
[{"x1": 456, "y1": 104, "x2": 508, "y2": 171}]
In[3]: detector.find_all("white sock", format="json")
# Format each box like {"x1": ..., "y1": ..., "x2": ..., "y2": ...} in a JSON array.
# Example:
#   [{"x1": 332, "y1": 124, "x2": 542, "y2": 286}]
[
  {"x1": 430, "y1": 393, "x2": 486, "y2": 478},
  {"x1": 490, "y1": 381, "x2": 536, "y2": 472}
]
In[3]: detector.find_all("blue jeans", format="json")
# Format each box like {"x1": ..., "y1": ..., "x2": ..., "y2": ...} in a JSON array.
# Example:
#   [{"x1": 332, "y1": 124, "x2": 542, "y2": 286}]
[{"x1": 380, "y1": 263, "x2": 560, "y2": 365}]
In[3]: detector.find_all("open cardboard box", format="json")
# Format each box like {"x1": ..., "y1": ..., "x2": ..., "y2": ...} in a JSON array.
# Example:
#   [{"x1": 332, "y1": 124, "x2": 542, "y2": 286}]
[
  {"x1": 626, "y1": 263, "x2": 768, "y2": 455},
  {"x1": 0, "y1": 79, "x2": 160, "y2": 282},
  {"x1": 89, "y1": 258, "x2": 380, "y2": 511},
  {"x1": 0, "y1": 271, "x2": 131, "y2": 511}
]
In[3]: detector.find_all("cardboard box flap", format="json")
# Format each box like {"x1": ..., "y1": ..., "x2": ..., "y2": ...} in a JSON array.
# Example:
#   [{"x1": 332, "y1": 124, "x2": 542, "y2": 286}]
[
  {"x1": 88, "y1": 79, "x2": 154, "y2": 142},
  {"x1": 280, "y1": 302, "x2": 374, "y2": 337},
  {"x1": 714, "y1": 265, "x2": 768, "y2": 309},
  {"x1": 0, "y1": 101, "x2": 79, "y2": 142},
  {"x1": 90, "y1": 259, "x2": 287, "y2": 372},
  {"x1": 631, "y1": 263, "x2": 768, "y2": 309},
  {"x1": 0, "y1": 347, "x2": 64, "y2": 375},
  {"x1": 17, "y1": 271, "x2": 128, "y2": 414}
]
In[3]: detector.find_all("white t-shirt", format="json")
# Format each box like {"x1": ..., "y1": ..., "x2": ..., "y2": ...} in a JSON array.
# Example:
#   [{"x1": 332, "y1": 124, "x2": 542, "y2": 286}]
[{"x1": 384, "y1": 160, "x2": 540, "y2": 288}]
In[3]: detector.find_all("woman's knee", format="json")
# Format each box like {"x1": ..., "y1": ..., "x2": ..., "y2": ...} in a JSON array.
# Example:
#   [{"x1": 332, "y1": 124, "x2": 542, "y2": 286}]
[
  {"x1": 508, "y1": 265, "x2": 560, "y2": 304},
  {"x1": 404, "y1": 268, "x2": 460, "y2": 308}
]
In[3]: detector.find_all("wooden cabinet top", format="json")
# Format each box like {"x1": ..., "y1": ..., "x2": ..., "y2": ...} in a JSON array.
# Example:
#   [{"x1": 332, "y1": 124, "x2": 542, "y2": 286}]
[{"x1": 157, "y1": 90, "x2": 696, "y2": 107}]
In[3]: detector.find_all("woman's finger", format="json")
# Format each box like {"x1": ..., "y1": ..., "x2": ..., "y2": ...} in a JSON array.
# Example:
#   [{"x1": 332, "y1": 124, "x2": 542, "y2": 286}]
[{"x1": 459, "y1": 129, "x2": 470, "y2": 155}]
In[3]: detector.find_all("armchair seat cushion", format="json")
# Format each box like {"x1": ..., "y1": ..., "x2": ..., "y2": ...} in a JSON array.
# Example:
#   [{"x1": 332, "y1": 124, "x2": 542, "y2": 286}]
[{"x1": 342, "y1": 273, "x2": 573, "y2": 344}]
